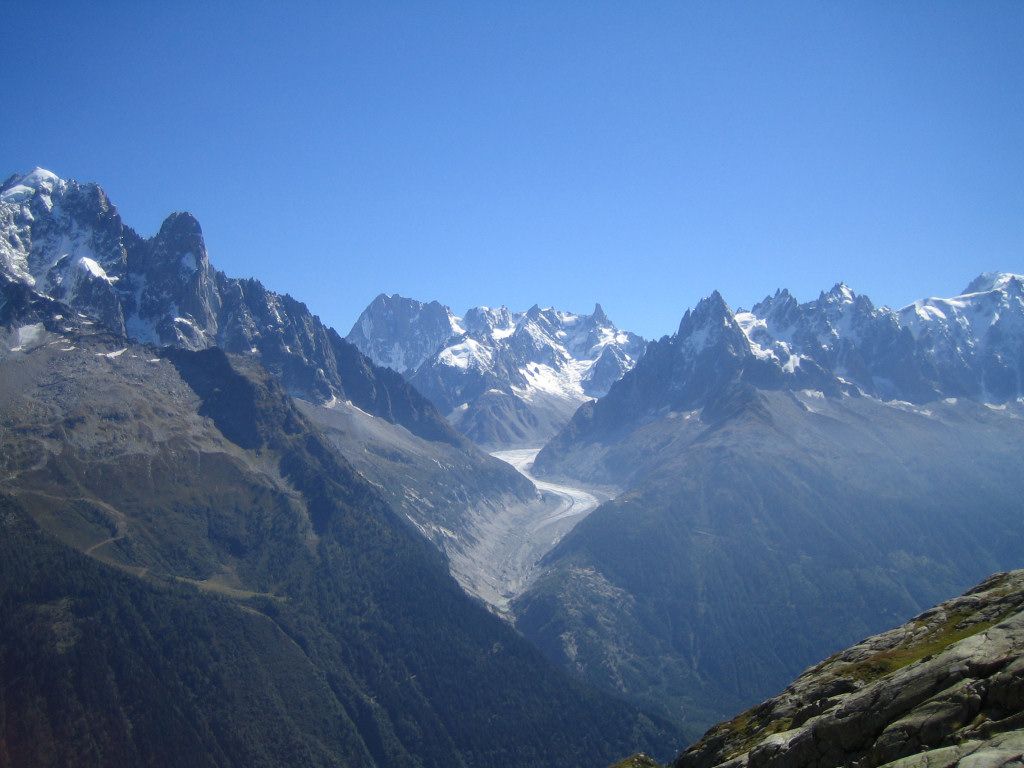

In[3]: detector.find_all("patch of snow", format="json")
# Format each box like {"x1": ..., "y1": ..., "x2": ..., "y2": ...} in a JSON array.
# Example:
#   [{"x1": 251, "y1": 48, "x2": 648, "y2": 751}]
[
  {"x1": 9, "y1": 323, "x2": 45, "y2": 352},
  {"x1": 963, "y1": 272, "x2": 1024, "y2": 295},
  {"x1": 681, "y1": 324, "x2": 712, "y2": 354},
  {"x1": 95, "y1": 348, "x2": 128, "y2": 359},
  {"x1": 77, "y1": 256, "x2": 117, "y2": 284},
  {"x1": 911, "y1": 302, "x2": 947, "y2": 322},
  {"x1": 438, "y1": 337, "x2": 492, "y2": 370},
  {"x1": 832, "y1": 283, "x2": 855, "y2": 304},
  {"x1": 342, "y1": 399, "x2": 375, "y2": 419},
  {"x1": 126, "y1": 314, "x2": 161, "y2": 345},
  {"x1": 20, "y1": 168, "x2": 60, "y2": 189},
  {"x1": 515, "y1": 362, "x2": 580, "y2": 402},
  {"x1": 375, "y1": 341, "x2": 413, "y2": 372},
  {"x1": 1, "y1": 184, "x2": 37, "y2": 204}
]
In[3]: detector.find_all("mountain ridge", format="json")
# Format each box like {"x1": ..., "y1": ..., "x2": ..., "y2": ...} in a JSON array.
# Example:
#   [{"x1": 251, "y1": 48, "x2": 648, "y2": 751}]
[
  {"x1": 347, "y1": 292, "x2": 647, "y2": 447},
  {"x1": 537, "y1": 273, "x2": 1024, "y2": 482},
  {"x1": 0, "y1": 279, "x2": 679, "y2": 767},
  {"x1": 0, "y1": 167, "x2": 459, "y2": 445}
]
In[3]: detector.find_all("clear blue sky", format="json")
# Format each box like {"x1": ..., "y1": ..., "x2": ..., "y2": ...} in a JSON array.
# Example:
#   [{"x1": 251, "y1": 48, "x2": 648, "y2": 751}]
[{"x1": 2, "y1": 2, "x2": 1022, "y2": 339}]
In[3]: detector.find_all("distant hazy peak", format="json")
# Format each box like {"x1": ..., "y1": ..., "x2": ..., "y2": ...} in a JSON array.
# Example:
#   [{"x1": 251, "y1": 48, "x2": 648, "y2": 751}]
[
  {"x1": 818, "y1": 280, "x2": 857, "y2": 304},
  {"x1": 677, "y1": 290, "x2": 730, "y2": 329},
  {"x1": 962, "y1": 271, "x2": 1024, "y2": 296},
  {"x1": 571, "y1": 271, "x2": 1024, "y2": 441}
]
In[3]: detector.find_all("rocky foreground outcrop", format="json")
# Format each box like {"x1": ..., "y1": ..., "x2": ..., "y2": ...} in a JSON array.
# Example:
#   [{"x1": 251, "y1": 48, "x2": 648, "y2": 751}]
[{"x1": 673, "y1": 570, "x2": 1024, "y2": 768}]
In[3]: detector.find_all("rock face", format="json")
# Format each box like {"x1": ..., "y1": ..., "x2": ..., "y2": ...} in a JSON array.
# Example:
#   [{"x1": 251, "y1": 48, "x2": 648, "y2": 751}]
[
  {"x1": 347, "y1": 294, "x2": 646, "y2": 447},
  {"x1": 0, "y1": 168, "x2": 456, "y2": 444},
  {"x1": 294, "y1": 397, "x2": 541, "y2": 608},
  {"x1": 675, "y1": 570, "x2": 1024, "y2": 768},
  {"x1": 346, "y1": 293, "x2": 464, "y2": 374}
]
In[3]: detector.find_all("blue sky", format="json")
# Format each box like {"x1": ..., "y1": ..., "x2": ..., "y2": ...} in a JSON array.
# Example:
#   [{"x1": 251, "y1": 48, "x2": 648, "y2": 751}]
[{"x1": 2, "y1": 1, "x2": 1022, "y2": 339}]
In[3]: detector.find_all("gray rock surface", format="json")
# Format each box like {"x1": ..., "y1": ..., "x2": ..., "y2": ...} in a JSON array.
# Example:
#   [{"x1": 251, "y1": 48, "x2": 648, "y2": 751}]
[{"x1": 675, "y1": 571, "x2": 1024, "y2": 768}]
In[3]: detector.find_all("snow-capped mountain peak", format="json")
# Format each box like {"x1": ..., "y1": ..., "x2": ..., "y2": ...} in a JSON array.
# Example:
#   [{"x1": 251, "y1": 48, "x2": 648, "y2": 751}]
[
  {"x1": 347, "y1": 293, "x2": 462, "y2": 374},
  {"x1": 1, "y1": 168, "x2": 64, "y2": 207},
  {"x1": 348, "y1": 295, "x2": 647, "y2": 447},
  {"x1": 0, "y1": 168, "x2": 465, "y2": 445},
  {"x1": 963, "y1": 271, "x2": 1024, "y2": 296},
  {"x1": 669, "y1": 273, "x2": 1024, "y2": 409},
  {"x1": 1, "y1": 168, "x2": 134, "y2": 332},
  {"x1": 819, "y1": 281, "x2": 857, "y2": 305},
  {"x1": 676, "y1": 291, "x2": 750, "y2": 358}
]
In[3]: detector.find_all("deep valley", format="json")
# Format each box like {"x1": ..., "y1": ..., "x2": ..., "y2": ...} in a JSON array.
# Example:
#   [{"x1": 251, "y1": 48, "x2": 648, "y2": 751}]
[{"x1": 1, "y1": 166, "x2": 1022, "y2": 767}]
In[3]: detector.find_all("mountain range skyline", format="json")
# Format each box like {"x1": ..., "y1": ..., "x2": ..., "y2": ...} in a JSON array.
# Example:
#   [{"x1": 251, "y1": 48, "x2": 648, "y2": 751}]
[
  {"x1": 5, "y1": 166, "x2": 1022, "y2": 429},
  {"x1": 3, "y1": 166, "x2": 1019, "y2": 347},
  {"x1": 5, "y1": 3, "x2": 1021, "y2": 344}
]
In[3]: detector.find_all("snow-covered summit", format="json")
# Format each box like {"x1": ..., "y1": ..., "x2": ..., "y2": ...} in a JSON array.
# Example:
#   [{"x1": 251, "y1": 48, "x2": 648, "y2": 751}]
[
  {"x1": 0, "y1": 168, "x2": 64, "y2": 206},
  {"x1": 347, "y1": 294, "x2": 646, "y2": 447},
  {"x1": 1, "y1": 168, "x2": 132, "y2": 327},
  {"x1": 346, "y1": 293, "x2": 463, "y2": 374},
  {"x1": 894, "y1": 272, "x2": 1024, "y2": 401},
  {"x1": 819, "y1": 281, "x2": 857, "y2": 306},
  {"x1": 0, "y1": 168, "x2": 464, "y2": 444},
  {"x1": 663, "y1": 273, "x2": 1024, "y2": 409},
  {"x1": 0, "y1": 168, "x2": 227, "y2": 349},
  {"x1": 557, "y1": 274, "x2": 1024, "y2": 443},
  {"x1": 962, "y1": 271, "x2": 1024, "y2": 296}
]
